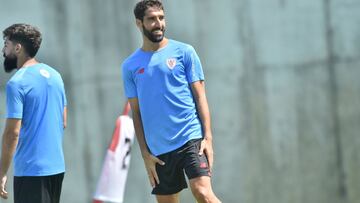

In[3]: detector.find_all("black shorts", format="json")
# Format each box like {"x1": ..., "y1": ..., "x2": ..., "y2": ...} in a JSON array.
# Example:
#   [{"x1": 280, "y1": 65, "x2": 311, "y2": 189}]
[
  {"x1": 14, "y1": 172, "x2": 64, "y2": 203},
  {"x1": 152, "y1": 139, "x2": 211, "y2": 195}
]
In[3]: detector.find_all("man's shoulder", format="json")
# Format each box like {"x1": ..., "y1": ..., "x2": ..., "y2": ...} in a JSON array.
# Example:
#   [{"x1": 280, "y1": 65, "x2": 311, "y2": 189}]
[
  {"x1": 7, "y1": 68, "x2": 26, "y2": 87},
  {"x1": 122, "y1": 49, "x2": 142, "y2": 68},
  {"x1": 169, "y1": 39, "x2": 193, "y2": 50},
  {"x1": 6, "y1": 78, "x2": 20, "y2": 88},
  {"x1": 39, "y1": 63, "x2": 61, "y2": 74},
  {"x1": 6, "y1": 75, "x2": 23, "y2": 95}
]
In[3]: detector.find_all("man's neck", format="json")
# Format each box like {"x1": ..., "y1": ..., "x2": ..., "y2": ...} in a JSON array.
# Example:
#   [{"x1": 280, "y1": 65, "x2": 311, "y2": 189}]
[
  {"x1": 142, "y1": 38, "x2": 168, "y2": 52},
  {"x1": 17, "y1": 56, "x2": 38, "y2": 69}
]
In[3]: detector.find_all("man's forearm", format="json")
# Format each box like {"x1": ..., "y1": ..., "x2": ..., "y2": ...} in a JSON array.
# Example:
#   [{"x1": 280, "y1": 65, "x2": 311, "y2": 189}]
[
  {"x1": 191, "y1": 81, "x2": 213, "y2": 139},
  {"x1": 132, "y1": 111, "x2": 151, "y2": 157},
  {"x1": 0, "y1": 119, "x2": 21, "y2": 177},
  {"x1": 193, "y1": 87, "x2": 213, "y2": 140},
  {"x1": 197, "y1": 95, "x2": 212, "y2": 139},
  {"x1": 0, "y1": 132, "x2": 19, "y2": 176}
]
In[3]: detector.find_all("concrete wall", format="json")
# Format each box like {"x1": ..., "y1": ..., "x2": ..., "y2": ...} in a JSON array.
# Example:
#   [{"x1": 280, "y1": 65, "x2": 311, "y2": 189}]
[{"x1": 0, "y1": 0, "x2": 359, "y2": 202}]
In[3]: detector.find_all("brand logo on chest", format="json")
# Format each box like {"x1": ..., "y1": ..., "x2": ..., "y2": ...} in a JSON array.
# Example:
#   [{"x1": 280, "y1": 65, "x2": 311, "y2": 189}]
[
  {"x1": 166, "y1": 58, "x2": 177, "y2": 70},
  {"x1": 137, "y1": 67, "x2": 145, "y2": 74}
]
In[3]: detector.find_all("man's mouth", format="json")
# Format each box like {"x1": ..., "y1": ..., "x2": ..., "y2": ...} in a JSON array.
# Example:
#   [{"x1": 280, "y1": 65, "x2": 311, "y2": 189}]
[{"x1": 152, "y1": 29, "x2": 162, "y2": 34}]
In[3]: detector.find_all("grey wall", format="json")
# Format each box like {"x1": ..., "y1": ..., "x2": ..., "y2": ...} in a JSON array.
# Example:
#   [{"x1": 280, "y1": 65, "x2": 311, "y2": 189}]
[{"x1": 0, "y1": 0, "x2": 360, "y2": 202}]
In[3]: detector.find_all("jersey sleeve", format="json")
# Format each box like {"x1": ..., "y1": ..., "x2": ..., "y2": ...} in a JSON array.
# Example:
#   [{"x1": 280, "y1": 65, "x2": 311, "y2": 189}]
[
  {"x1": 6, "y1": 81, "x2": 24, "y2": 119},
  {"x1": 122, "y1": 62, "x2": 137, "y2": 98},
  {"x1": 183, "y1": 45, "x2": 205, "y2": 83}
]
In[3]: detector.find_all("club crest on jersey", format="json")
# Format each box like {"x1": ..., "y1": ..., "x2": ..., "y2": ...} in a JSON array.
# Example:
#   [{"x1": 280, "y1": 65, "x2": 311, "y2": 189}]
[
  {"x1": 39, "y1": 69, "x2": 50, "y2": 78},
  {"x1": 166, "y1": 58, "x2": 177, "y2": 70}
]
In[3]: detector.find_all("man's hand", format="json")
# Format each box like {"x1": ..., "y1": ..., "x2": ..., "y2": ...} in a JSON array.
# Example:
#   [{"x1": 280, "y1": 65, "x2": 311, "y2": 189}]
[
  {"x1": 0, "y1": 174, "x2": 8, "y2": 199},
  {"x1": 142, "y1": 153, "x2": 165, "y2": 188},
  {"x1": 199, "y1": 137, "x2": 214, "y2": 171}
]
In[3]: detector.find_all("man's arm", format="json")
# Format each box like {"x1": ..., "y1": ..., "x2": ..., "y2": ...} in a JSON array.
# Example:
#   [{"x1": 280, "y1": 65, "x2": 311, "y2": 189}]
[
  {"x1": 190, "y1": 80, "x2": 215, "y2": 170},
  {"x1": 128, "y1": 98, "x2": 164, "y2": 188},
  {"x1": 63, "y1": 106, "x2": 67, "y2": 129},
  {"x1": 0, "y1": 118, "x2": 21, "y2": 199}
]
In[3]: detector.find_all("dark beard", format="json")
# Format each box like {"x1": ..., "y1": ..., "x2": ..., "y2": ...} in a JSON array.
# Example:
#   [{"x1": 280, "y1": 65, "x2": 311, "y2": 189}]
[
  {"x1": 142, "y1": 25, "x2": 165, "y2": 43},
  {"x1": 3, "y1": 55, "x2": 18, "y2": 73}
]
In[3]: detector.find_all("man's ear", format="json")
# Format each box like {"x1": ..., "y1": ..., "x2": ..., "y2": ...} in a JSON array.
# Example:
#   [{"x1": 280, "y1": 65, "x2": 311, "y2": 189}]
[
  {"x1": 136, "y1": 19, "x2": 143, "y2": 30},
  {"x1": 14, "y1": 43, "x2": 22, "y2": 54}
]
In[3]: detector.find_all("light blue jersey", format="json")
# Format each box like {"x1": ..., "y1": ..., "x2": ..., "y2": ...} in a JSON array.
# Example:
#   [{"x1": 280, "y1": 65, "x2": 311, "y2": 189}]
[
  {"x1": 122, "y1": 40, "x2": 204, "y2": 156},
  {"x1": 6, "y1": 63, "x2": 67, "y2": 176}
]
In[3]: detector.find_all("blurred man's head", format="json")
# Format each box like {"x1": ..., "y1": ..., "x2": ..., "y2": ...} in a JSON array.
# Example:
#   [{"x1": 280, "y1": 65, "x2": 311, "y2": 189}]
[{"x1": 2, "y1": 23, "x2": 42, "y2": 72}]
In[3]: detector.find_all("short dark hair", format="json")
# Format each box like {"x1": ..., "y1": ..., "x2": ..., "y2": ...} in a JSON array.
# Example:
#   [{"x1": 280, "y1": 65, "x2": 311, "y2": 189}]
[
  {"x1": 3, "y1": 23, "x2": 42, "y2": 57},
  {"x1": 134, "y1": 0, "x2": 164, "y2": 21}
]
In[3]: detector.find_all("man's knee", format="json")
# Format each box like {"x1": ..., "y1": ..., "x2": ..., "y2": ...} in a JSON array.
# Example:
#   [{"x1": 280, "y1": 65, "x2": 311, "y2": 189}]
[
  {"x1": 190, "y1": 176, "x2": 221, "y2": 203},
  {"x1": 192, "y1": 184, "x2": 220, "y2": 203},
  {"x1": 192, "y1": 185, "x2": 211, "y2": 201}
]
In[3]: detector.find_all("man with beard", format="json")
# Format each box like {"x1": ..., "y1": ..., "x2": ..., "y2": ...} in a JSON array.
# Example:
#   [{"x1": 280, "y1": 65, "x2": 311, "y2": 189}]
[
  {"x1": 0, "y1": 24, "x2": 67, "y2": 203},
  {"x1": 122, "y1": 1, "x2": 221, "y2": 202}
]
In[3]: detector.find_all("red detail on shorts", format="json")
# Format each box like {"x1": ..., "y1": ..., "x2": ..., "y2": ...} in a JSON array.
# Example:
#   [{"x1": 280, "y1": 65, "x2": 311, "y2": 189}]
[
  {"x1": 200, "y1": 162, "x2": 207, "y2": 169},
  {"x1": 137, "y1": 68, "x2": 145, "y2": 74}
]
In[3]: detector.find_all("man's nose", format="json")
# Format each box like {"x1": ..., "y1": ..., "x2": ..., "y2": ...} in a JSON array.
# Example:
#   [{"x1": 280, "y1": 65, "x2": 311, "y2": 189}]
[{"x1": 154, "y1": 18, "x2": 161, "y2": 27}]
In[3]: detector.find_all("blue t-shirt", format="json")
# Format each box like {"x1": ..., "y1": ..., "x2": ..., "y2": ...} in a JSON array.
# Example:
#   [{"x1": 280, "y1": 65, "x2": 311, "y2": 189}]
[
  {"x1": 122, "y1": 40, "x2": 204, "y2": 156},
  {"x1": 6, "y1": 63, "x2": 67, "y2": 176}
]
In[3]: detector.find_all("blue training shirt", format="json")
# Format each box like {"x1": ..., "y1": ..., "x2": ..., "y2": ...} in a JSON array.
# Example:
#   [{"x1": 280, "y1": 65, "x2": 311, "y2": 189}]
[
  {"x1": 6, "y1": 63, "x2": 67, "y2": 176},
  {"x1": 122, "y1": 39, "x2": 204, "y2": 156}
]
